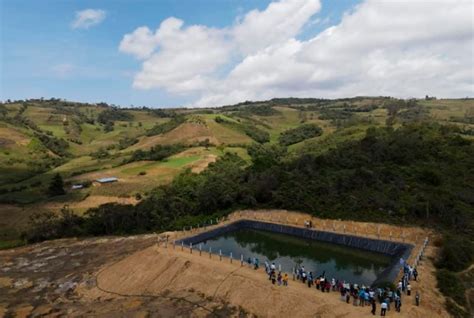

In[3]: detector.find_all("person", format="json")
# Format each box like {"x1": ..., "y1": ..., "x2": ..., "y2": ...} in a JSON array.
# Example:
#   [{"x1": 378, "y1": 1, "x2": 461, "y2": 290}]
[
  {"x1": 359, "y1": 289, "x2": 365, "y2": 306},
  {"x1": 283, "y1": 273, "x2": 289, "y2": 286},
  {"x1": 315, "y1": 277, "x2": 320, "y2": 290},
  {"x1": 371, "y1": 299, "x2": 376, "y2": 315},
  {"x1": 346, "y1": 291, "x2": 350, "y2": 304},
  {"x1": 369, "y1": 289, "x2": 375, "y2": 302},
  {"x1": 384, "y1": 296, "x2": 390, "y2": 311},
  {"x1": 302, "y1": 271, "x2": 307, "y2": 284},
  {"x1": 254, "y1": 258, "x2": 259, "y2": 270},
  {"x1": 271, "y1": 262, "x2": 276, "y2": 271},
  {"x1": 381, "y1": 301, "x2": 387, "y2": 316},
  {"x1": 271, "y1": 271, "x2": 276, "y2": 285},
  {"x1": 247, "y1": 257, "x2": 252, "y2": 267},
  {"x1": 277, "y1": 272, "x2": 282, "y2": 286},
  {"x1": 407, "y1": 283, "x2": 411, "y2": 296},
  {"x1": 413, "y1": 267, "x2": 418, "y2": 281},
  {"x1": 395, "y1": 296, "x2": 401, "y2": 312},
  {"x1": 364, "y1": 290, "x2": 370, "y2": 306},
  {"x1": 415, "y1": 291, "x2": 420, "y2": 306},
  {"x1": 353, "y1": 292, "x2": 359, "y2": 306}
]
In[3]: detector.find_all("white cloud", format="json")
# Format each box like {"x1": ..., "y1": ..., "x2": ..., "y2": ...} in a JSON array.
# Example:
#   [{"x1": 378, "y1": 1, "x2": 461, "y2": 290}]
[
  {"x1": 72, "y1": 9, "x2": 106, "y2": 29},
  {"x1": 125, "y1": 17, "x2": 231, "y2": 92},
  {"x1": 233, "y1": 0, "x2": 320, "y2": 54},
  {"x1": 120, "y1": 0, "x2": 474, "y2": 107}
]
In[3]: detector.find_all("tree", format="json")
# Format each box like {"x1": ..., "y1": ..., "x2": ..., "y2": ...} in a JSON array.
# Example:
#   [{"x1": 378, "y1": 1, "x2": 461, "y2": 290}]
[{"x1": 48, "y1": 173, "x2": 65, "y2": 196}]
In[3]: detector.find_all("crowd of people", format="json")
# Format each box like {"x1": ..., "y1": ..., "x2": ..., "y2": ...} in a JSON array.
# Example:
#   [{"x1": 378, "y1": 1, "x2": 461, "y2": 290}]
[{"x1": 241, "y1": 257, "x2": 421, "y2": 316}]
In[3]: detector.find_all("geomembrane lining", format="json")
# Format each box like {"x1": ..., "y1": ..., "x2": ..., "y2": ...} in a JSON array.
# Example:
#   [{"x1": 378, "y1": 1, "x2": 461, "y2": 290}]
[{"x1": 177, "y1": 220, "x2": 413, "y2": 285}]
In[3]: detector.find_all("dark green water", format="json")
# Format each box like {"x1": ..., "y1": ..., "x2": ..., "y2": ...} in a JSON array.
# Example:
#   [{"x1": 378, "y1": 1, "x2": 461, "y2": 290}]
[{"x1": 197, "y1": 229, "x2": 391, "y2": 285}]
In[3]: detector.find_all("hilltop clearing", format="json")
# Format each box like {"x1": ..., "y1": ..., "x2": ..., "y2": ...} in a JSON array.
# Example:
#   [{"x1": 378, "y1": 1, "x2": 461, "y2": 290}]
[{"x1": 0, "y1": 216, "x2": 448, "y2": 317}]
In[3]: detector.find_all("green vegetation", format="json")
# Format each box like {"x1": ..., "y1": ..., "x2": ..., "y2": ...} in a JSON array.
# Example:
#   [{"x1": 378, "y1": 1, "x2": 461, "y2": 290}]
[
  {"x1": 25, "y1": 123, "x2": 473, "y2": 239},
  {"x1": 146, "y1": 116, "x2": 185, "y2": 136},
  {"x1": 436, "y1": 269, "x2": 467, "y2": 307},
  {"x1": 118, "y1": 136, "x2": 138, "y2": 149},
  {"x1": 126, "y1": 144, "x2": 186, "y2": 163},
  {"x1": 1, "y1": 97, "x2": 474, "y2": 316},
  {"x1": 48, "y1": 173, "x2": 65, "y2": 197},
  {"x1": 215, "y1": 116, "x2": 270, "y2": 143},
  {"x1": 97, "y1": 107, "x2": 134, "y2": 124},
  {"x1": 279, "y1": 123, "x2": 323, "y2": 146},
  {"x1": 35, "y1": 132, "x2": 70, "y2": 156}
]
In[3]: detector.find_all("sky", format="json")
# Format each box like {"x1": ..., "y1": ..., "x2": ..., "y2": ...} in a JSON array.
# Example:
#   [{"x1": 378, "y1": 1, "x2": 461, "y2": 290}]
[{"x1": 1, "y1": 0, "x2": 473, "y2": 108}]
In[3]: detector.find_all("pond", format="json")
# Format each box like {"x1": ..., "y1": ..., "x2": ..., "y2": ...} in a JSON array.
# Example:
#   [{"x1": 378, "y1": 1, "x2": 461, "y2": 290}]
[{"x1": 195, "y1": 228, "x2": 392, "y2": 285}]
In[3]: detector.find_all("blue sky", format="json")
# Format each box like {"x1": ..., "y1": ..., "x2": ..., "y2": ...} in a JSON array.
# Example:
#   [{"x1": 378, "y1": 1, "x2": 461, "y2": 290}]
[
  {"x1": 1, "y1": 0, "x2": 472, "y2": 107},
  {"x1": 0, "y1": 0, "x2": 359, "y2": 106}
]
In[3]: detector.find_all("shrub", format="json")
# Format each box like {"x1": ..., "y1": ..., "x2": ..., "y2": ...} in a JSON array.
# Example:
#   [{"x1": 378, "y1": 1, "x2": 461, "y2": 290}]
[
  {"x1": 126, "y1": 144, "x2": 186, "y2": 163},
  {"x1": 436, "y1": 269, "x2": 466, "y2": 306},
  {"x1": 146, "y1": 116, "x2": 185, "y2": 136},
  {"x1": 47, "y1": 173, "x2": 65, "y2": 197},
  {"x1": 279, "y1": 124, "x2": 323, "y2": 146},
  {"x1": 437, "y1": 235, "x2": 474, "y2": 272},
  {"x1": 97, "y1": 108, "x2": 133, "y2": 124}
]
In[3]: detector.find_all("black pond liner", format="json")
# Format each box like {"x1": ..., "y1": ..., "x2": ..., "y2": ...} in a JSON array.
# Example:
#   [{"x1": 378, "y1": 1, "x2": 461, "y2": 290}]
[{"x1": 176, "y1": 220, "x2": 413, "y2": 286}]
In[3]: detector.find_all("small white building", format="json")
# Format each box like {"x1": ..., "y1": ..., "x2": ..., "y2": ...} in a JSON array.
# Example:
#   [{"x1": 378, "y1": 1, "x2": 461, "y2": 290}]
[{"x1": 95, "y1": 177, "x2": 118, "y2": 184}]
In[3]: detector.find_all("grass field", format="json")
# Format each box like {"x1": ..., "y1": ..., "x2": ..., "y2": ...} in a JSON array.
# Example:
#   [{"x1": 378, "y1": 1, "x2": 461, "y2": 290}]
[{"x1": 0, "y1": 97, "x2": 472, "y2": 245}]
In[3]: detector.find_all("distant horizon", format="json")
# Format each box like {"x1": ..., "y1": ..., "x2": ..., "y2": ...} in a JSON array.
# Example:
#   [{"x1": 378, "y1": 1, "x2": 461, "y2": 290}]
[{"x1": 2, "y1": 95, "x2": 472, "y2": 110}]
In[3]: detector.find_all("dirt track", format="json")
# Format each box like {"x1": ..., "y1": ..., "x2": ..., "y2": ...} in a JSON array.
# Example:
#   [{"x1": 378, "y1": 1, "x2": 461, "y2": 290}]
[{"x1": 0, "y1": 210, "x2": 449, "y2": 317}]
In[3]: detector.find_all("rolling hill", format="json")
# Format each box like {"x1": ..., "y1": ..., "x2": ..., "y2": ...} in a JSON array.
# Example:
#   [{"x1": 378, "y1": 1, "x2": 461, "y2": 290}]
[{"x1": 0, "y1": 96, "x2": 473, "y2": 247}]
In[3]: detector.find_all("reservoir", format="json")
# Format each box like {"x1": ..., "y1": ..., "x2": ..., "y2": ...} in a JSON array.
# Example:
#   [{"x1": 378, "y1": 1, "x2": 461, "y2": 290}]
[{"x1": 195, "y1": 228, "x2": 392, "y2": 285}]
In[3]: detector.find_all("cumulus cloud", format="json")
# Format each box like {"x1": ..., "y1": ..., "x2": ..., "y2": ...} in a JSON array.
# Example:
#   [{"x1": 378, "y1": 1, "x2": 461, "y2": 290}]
[
  {"x1": 72, "y1": 9, "x2": 106, "y2": 29},
  {"x1": 119, "y1": 0, "x2": 474, "y2": 107},
  {"x1": 233, "y1": 0, "x2": 320, "y2": 54}
]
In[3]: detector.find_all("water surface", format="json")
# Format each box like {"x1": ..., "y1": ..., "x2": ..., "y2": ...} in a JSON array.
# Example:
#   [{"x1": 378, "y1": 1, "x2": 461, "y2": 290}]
[{"x1": 196, "y1": 228, "x2": 391, "y2": 285}]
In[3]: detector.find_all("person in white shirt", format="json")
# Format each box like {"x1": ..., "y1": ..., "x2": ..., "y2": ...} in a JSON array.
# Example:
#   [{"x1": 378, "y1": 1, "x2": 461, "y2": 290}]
[{"x1": 381, "y1": 302, "x2": 388, "y2": 316}]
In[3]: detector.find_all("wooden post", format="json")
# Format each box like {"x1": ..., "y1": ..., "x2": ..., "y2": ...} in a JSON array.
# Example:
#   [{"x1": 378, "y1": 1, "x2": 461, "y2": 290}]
[
  {"x1": 219, "y1": 249, "x2": 222, "y2": 261},
  {"x1": 181, "y1": 241, "x2": 184, "y2": 251},
  {"x1": 199, "y1": 244, "x2": 202, "y2": 256},
  {"x1": 230, "y1": 252, "x2": 233, "y2": 263},
  {"x1": 241, "y1": 254, "x2": 244, "y2": 266},
  {"x1": 190, "y1": 243, "x2": 193, "y2": 254}
]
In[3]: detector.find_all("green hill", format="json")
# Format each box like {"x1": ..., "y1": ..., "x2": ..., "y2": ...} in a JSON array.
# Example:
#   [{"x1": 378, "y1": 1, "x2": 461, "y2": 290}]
[{"x1": 0, "y1": 97, "x2": 473, "y2": 240}]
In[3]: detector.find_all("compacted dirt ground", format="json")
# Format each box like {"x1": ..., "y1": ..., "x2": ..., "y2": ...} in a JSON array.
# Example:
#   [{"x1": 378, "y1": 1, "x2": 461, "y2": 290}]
[
  {"x1": 0, "y1": 210, "x2": 449, "y2": 317},
  {"x1": 0, "y1": 235, "x2": 247, "y2": 317}
]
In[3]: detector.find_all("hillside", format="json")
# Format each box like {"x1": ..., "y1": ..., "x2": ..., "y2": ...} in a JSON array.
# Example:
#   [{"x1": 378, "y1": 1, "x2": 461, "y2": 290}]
[
  {"x1": 1, "y1": 96, "x2": 474, "y2": 316},
  {"x1": 1, "y1": 97, "x2": 473, "y2": 245}
]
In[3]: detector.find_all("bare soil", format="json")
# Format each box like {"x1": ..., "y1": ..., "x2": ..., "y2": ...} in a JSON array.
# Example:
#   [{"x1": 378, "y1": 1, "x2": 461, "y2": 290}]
[{"x1": 0, "y1": 210, "x2": 449, "y2": 317}]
